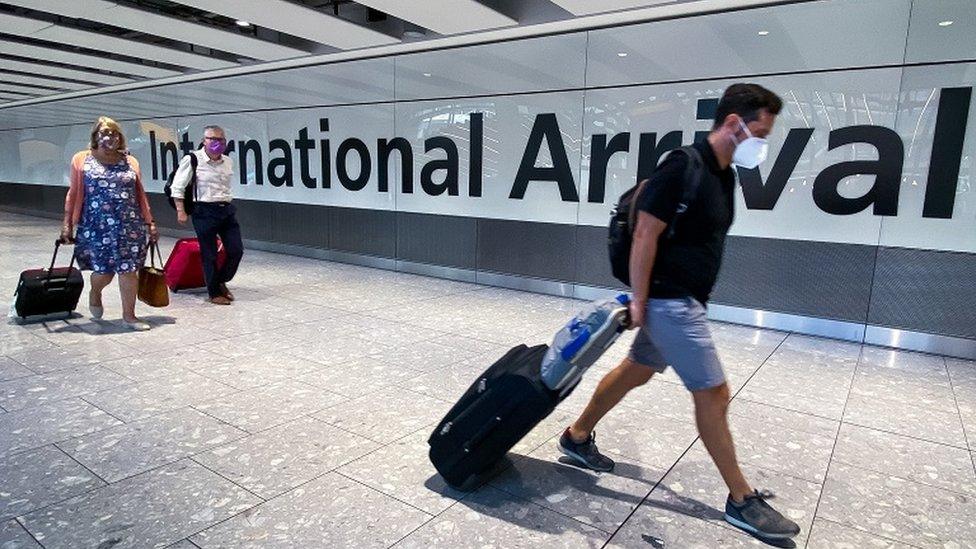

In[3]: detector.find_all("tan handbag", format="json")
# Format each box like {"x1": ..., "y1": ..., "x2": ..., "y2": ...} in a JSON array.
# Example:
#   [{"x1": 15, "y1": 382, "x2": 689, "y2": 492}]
[{"x1": 138, "y1": 242, "x2": 169, "y2": 307}]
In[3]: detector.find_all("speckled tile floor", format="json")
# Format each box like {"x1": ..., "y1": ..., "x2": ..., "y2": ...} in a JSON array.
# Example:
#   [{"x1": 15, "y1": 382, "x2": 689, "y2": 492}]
[{"x1": 1, "y1": 212, "x2": 975, "y2": 549}]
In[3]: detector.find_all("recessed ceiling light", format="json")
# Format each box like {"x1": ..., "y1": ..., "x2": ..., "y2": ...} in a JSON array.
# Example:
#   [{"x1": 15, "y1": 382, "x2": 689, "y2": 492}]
[
  {"x1": 757, "y1": 30, "x2": 770, "y2": 36},
  {"x1": 938, "y1": 20, "x2": 954, "y2": 27},
  {"x1": 617, "y1": 52, "x2": 628, "y2": 57},
  {"x1": 236, "y1": 20, "x2": 251, "y2": 27},
  {"x1": 423, "y1": 72, "x2": 431, "y2": 77}
]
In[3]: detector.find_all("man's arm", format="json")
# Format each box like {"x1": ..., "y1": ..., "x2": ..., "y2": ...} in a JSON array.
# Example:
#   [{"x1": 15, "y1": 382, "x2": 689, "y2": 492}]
[
  {"x1": 170, "y1": 154, "x2": 193, "y2": 224},
  {"x1": 628, "y1": 210, "x2": 668, "y2": 328}
]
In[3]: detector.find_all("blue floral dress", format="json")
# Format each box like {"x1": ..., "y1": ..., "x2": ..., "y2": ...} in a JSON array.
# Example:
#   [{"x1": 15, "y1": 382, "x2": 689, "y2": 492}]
[{"x1": 74, "y1": 154, "x2": 147, "y2": 274}]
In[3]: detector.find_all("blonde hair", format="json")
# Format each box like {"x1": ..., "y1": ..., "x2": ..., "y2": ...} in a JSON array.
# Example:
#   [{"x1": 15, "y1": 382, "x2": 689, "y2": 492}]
[{"x1": 88, "y1": 116, "x2": 127, "y2": 152}]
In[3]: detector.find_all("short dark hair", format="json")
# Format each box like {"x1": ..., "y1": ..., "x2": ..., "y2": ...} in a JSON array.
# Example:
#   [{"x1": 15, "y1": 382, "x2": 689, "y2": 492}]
[{"x1": 713, "y1": 83, "x2": 782, "y2": 129}]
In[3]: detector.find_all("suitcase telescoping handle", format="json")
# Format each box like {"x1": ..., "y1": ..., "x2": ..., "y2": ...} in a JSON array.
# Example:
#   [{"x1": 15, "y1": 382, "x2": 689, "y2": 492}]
[{"x1": 45, "y1": 239, "x2": 76, "y2": 284}]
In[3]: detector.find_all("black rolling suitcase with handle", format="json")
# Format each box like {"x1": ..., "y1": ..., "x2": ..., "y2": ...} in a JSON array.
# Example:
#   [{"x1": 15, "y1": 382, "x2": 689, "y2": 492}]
[
  {"x1": 428, "y1": 344, "x2": 555, "y2": 489},
  {"x1": 13, "y1": 240, "x2": 84, "y2": 319},
  {"x1": 428, "y1": 297, "x2": 631, "y2": 489}
]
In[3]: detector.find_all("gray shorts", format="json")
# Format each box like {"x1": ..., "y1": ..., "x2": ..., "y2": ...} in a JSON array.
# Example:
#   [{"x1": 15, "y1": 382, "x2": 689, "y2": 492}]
[{"x1": 628, "y1": 297, "x2": 726, "y2": 391}]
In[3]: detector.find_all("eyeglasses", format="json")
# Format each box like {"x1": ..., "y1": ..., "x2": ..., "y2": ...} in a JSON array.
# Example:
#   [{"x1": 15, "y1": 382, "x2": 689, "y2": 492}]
[
  {"x1": 98, "y1": 129, "x2": 119, "y2": 136},
  {"x1": 204, "y1": 136, "x2": 227, "y2": 143}
]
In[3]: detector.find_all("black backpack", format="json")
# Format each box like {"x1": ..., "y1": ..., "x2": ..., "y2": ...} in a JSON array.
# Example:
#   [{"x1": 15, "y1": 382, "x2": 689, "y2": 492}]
[
  {"x1": 607, "y1": 146, "x2": 704, "y2": 287},
  {"x1": 163, "y1": 153, "x2": 198, "y2": 214}
]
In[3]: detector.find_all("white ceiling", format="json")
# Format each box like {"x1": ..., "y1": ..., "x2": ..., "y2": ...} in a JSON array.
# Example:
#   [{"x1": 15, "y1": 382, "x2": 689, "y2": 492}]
[
  {"x1": 355, "y1": 0, "x2": 518, "y2": 35},
  {"x1": 0, "y1": 0, "x2": 798, "y2": 107},
  {"x1": 0, "y1": 58, "x2": 133, "y2": 85},
  {"x1": 548, "y1": 0, "x2": 682, "y2": 16},
  {"x1": 3, "y1": 0, "x2": 308, "y2": 60},
  {"x1": 169, "y1": 0, "x2": 401, "y2": 50}
]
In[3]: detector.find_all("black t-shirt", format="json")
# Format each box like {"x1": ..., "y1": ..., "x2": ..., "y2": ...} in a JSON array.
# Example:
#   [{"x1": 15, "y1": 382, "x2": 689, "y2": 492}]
[{"x1": 635, "y1": 140, "x2": 736, "y2": 305}]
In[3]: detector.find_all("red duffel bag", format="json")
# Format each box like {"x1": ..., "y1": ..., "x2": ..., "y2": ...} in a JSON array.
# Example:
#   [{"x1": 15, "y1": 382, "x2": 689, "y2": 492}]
[{"x1": 163, "y1": 238, "x2": 226, "y2": 291}]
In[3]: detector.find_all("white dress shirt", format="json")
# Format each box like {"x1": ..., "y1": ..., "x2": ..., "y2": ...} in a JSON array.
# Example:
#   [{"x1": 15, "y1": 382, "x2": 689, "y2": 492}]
[{"x1": 170, "y1": 149, "x2": 234, "y2": 204}]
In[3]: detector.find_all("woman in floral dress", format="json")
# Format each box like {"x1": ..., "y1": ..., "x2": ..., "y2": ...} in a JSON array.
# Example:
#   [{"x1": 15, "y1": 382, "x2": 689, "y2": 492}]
[{"x1": 60, "y1": 117, "x2": 158, "y2": 331}]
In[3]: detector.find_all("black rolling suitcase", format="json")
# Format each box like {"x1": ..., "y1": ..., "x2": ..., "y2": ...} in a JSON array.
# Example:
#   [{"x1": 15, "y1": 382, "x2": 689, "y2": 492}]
[
  {"x1": 13, "y1": 240, "x2": 84, "y2": 319},
  {"x1": 428, "y1": 344, "x2": 555, "y2": 489},
  {"x1": 428, "y1": 296, "x2": 631, "y2": 489}
]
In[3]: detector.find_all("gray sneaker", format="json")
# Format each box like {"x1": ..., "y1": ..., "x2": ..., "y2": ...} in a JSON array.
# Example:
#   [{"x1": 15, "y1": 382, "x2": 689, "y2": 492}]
[
  {"x1": 557, "y1": 429, "x2": 615, "y2": 472},
  {"x1": 724, "y1": 490, "x2": 801, "y2": 539}
]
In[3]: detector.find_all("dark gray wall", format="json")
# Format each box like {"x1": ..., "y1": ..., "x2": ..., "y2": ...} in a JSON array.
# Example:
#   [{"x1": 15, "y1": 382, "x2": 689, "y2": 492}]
[{"x1": 4, "y1": 182, "x2": 974, "y2": 342}]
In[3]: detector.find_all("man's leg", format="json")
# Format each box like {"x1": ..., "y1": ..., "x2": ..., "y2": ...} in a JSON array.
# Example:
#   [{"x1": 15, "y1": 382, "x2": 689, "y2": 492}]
[
  {"x1": 214, "y1": 206, "x2": 243, "y2": 291},
  {"x1": 560, "y1": 321, "x2": 666, "y2": 471},
  {"x1": 649, "y1": 298, "x2": 800, "y2": 539},
  {"x1": 191, "y1": 206, "x2": 223, "y2": 300},
  {"x1": 692, "y1": 383, "x2": 751, "y2": 500},
  {"x1": 568, "y1": 358, "x2": 654, "y2": 441}
]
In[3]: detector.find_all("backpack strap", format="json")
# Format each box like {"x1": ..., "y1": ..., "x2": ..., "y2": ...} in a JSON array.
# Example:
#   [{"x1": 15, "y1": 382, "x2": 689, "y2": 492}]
[
  {"x1": 665, "y1": 145, "x2": 704, "y2": 239},
  {"x1": 189, "y1": 152, "x2": 199, "y2": 202}
]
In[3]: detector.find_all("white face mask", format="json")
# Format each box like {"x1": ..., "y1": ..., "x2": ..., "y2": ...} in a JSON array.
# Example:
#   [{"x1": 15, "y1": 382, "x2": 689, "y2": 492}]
[{"x1": 731, "y1": 119, "x2": 768, "y2": 169}]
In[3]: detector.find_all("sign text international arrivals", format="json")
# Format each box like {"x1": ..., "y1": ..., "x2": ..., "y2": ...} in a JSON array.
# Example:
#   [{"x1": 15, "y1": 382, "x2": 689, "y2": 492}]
[{"x1": 148, "y1": 87, "x2": 972, "y2": 219}]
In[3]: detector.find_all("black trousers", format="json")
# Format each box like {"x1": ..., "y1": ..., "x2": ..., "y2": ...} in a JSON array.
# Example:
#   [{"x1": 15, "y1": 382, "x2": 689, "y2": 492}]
[{"x1": 191, "y1": 202, "x2": 244, "y2": 298}]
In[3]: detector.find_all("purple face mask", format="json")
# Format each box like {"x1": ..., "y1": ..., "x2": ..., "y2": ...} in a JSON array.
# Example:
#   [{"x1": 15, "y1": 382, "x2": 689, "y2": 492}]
[
  {"x1": 205, "y1": 138, "x2": 226, "y2": 156},
  {"x1": 98, "y1": 134, "x2": 120, "y2": 151}
]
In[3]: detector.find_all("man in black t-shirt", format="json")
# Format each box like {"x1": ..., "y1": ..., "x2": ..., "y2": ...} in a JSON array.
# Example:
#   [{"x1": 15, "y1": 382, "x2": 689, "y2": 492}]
[{"x1": 559, "y1": 84, "x2": 801, "y2": 541}]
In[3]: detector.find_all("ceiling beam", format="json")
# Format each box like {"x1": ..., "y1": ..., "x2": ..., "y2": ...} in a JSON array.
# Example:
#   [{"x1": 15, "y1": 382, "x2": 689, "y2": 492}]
[
  {"x1": 356, "y1": 0, "x2": 517, "y2": 35},
  {"x1": 169, "y1": 0, "x2": 400, "y2": 50},
  {"x1": 0, "y1": 58, "x2": 134, "y2": 85},
  {"x1": 0, "y1": 83, "x2": 57, "y2": 95},
  {"x1": 0, "y1": 91, "x2": 35, "y2": 101},
  {"x1": 547, "y1": 0, "x2": 679, "y2": 16},
  {"x1": 3, "y1": 0, "x2": 307, "y2": 61},
  {"x1": 0, "y1": 13, "x2": 237, "y2": 71},
  {"x1": 0, "y1": 72, "x2": 92, "y2": 91},
  {"x1": 0, "y1": 40, "x2": 181, "y2": 79}
]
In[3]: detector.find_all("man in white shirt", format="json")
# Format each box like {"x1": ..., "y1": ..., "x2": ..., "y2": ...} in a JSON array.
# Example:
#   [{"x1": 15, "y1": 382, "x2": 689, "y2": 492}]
[{"x1": 170, "y1": 125, "x2": 243, "y2": 305}]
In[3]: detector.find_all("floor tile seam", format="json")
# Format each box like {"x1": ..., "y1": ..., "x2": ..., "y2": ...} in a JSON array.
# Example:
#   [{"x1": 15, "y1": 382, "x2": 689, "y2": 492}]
[
  {"x1": 186, "y1": 455, "x2": 269, "y2": 503},
  {"x1": 600, "y1": 400, "x2": 700, "y2": 431},
  {"x1": 81, "y1": 423, "x2": 255, "y2": 485},
  {"x1": 732, "y1": 395, "x2": 845, "y2": 424},
  {"x1": 728, "y1": 331, "x2": 791, "y2": 403},
  {"x1": 826, "y1": 453, "x2": 976, "y2": 498},
  {"x1": 50, "y1": 439, "x2": 111, "y2": 486},
  {"x1": 844, "y1": 387, "x2": 961, "y2": 414},
  {"x1": 85, "y1": 389, "x2": 248, "y2": 425},
  {"x1": 483, "y1": 478, "x2": 617, "y2": 536},
  {"x1": 99, "y1": 363, "x2": 203, "y2": 384},
  {"x1": 14, "y1": 443, "x2": 146, "y2": 521},
  {"x1": 847, "y1": 374, "x2": 957, "y2": 396},
  {"x1": 386, "y1": 513, "x2": 442, "y2": 548},
  {"x1": 601, "y1": 432, "x2": 703, "y2": 548},
  {"x1": 724, "y1": 407, "x2": 840, "y2": 439},
  {"x1": 331, "y1": 470, "x2": 437, "y2": 519},
  {"x1": 300, "y1": 381, "x2": 421, "y2": 409},
  {"x1": 944, "y1": 356, "x2": 976, "y2": 462},
  {"x1": 732, "y1": 456, "x2": 828, "y2": 487},
  {"x1": 62, "y1": 407, "x2": 254, "y2": 474},
  {"x1": 1, "y1": 447, "x2": 115, "y2": 526},
  {"x1": 306, "y1": 412, "x2": 426, "y2": 446},
  {"x1": 838, "y1": 418, "x2": 969, "y2": 451},
  {"x1": 810, "y1": 517, "x2": 928, "y2": 549},
  {"x1": 183, "y1": 452, "x2": 431, "y2": 544},
  {"x1": 185, "y1": 404, "x2": 267, "y2": 437},
  {"x1": 835, "y1": 418, "x2": 973, "y2": 448},
  {"x1": 11, "y1": 516, "x2": 48, "y2": 549},
  {"x1": 803, "y1": 344, "x2": 867, "y2": 549}
]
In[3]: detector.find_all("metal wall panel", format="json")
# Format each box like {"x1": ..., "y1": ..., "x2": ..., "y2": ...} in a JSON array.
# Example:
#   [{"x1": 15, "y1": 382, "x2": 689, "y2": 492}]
[
  {"x1": 396, "y1": 211, "x2": 477, "y2": 269},
  {"x1": 476, "y1": 218, "x2": 577, "y2": 281},
  {"x1": 711, "y1": 236, "x2": 878, "y2": 322},
  {"x1": 868, "y1": 247, "x2": 976, "y2": 339}
]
